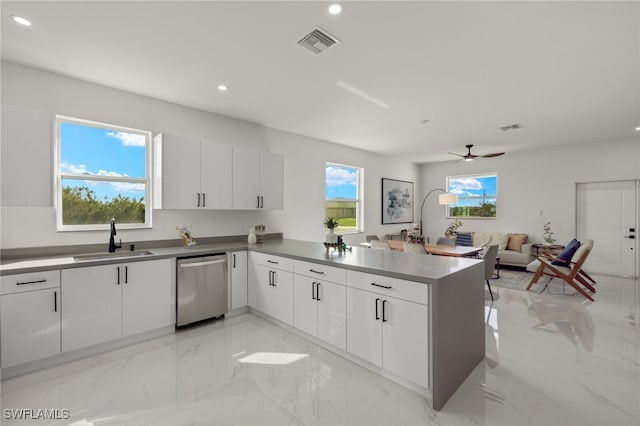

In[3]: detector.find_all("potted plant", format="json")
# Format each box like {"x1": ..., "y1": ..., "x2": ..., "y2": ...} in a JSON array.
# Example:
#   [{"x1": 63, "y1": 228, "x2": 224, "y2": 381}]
[
  {"x1": 445, "y1": 219, "x2": 463, "y2": 238},
  {"x1": 542, "y1": 221, "x2": 556, "y2": 245},
  {"x1": 325, "y1": 217, "x2": 339, "y2": 243}
]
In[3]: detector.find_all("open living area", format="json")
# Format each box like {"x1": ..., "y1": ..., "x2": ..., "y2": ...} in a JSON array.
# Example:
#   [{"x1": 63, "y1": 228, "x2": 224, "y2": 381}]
[{"x1": 1, "y1": 1, "x2": 638, "y2": 425}]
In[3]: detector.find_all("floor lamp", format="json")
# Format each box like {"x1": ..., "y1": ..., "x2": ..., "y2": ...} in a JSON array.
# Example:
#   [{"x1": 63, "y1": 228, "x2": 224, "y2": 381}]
[{"x1": 419, "y1": 189, "x2": 458, "y2": 237}]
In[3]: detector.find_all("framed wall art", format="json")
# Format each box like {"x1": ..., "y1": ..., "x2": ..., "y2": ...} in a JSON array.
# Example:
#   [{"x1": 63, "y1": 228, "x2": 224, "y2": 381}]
[{"x1": 381, "y1": 178, "x2": 414, "y2": 224}]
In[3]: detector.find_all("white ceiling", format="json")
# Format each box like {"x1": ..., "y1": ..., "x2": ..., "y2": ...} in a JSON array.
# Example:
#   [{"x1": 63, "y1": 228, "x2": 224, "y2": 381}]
[{"x1": 2, "y1": 1, "x2": 638, "y2": 163}]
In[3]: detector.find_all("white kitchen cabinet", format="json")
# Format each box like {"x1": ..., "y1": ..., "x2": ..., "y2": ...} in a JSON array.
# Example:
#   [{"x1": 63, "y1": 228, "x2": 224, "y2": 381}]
[
  {"x1": 1, "y1": 104, "x2": 52, "y2": 207},
  {"x1": 232, "y1": 147, "x2": 283, "y2": 210},
  {"x1": 62, "y1": 264, "x2": 122, "y2": 352},
  {"x1": 248, "y1": 253, "x2": 293, "y2": 325},
  {"x1": 346, "y1": 281, "x2": 428, "y2": 388},
  {"x1": 154, "y1": 133, "x2": 232, "y2": 209},
  {"x1": 62, "y1": 259, "x2": 172, "y2": 352},
  {"x1": 1, "y1": 287, "x2": 61, "y2": 368},
  {"x1": 229, "y1": 251, "x2": 248, "y2": 310},
  {"x1": 122, "y1": 259, "x2": 172, "y2": 337},
  {"x1": 293, "y1": 275, "x2": 346, "y2": 350}
]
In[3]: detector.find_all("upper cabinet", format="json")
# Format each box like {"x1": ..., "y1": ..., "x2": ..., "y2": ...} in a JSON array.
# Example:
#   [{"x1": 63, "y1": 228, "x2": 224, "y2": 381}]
[
  {"x1": 153, "y1": 133, "x2": 232, "y2": 210},
  {"x1": 232, "y1": 146, "x2": 283, "y2": 210},
  {"x1": 1, "y1": 104, "x2": 52, "y2": 207}
]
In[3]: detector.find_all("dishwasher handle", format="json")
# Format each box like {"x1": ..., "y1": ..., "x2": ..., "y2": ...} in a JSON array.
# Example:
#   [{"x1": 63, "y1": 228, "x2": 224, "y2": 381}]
[{"x1": 180, "y1": 259, "x2": 227, "y2": 269}]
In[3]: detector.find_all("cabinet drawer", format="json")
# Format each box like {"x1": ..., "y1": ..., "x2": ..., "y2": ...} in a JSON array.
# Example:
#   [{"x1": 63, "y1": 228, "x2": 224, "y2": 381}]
[
  {"x1": 1, "y1": 270, "x2": 60, "y2": 295},
  {"x1": 249, "y1": 252, "x2": 293, "y2": 271},
  {"x1": 346, "y1": 270, "x2": 428, "y2": 305},
  {"x1": 294, "y1": 260, "x2": 346, "y2": 285}
]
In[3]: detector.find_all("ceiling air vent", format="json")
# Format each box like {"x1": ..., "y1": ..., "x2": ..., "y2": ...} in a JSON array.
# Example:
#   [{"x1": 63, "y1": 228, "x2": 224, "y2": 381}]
[
  {"x1": 499, "y1": 123, "x2": 522, "y2": 132},
  {"x1": 297, "y1": 27, "x2": 340, "y2": 55}
]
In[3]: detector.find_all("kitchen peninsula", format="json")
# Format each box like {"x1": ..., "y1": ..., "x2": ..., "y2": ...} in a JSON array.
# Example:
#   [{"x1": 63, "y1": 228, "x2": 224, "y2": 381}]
[{"x1": 0, "y1": 238, "x2": 485, "y2": 411}]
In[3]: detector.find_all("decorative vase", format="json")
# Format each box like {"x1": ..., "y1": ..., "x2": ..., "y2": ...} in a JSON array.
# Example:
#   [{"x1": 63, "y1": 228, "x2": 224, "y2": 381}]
[
  {"x1": 248, "y1": 228, "x2": 257, "y2": 244},
  {"x1": 326, "y1": 228, "x2": 338, "y2": 244}
]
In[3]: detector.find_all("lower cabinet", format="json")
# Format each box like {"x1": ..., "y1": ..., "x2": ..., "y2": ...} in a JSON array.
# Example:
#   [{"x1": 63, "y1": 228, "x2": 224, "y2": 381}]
[
  {"x1": 1, "y1": 287, "x2": 61, "y2": 368},
  {"x1": 62, "y1": 259, "x2": 171, "y2": 352},
  {"x1": 248, "y1": 253, "x2": 293, "y2": 325},
  {"x1": 293, "y1": 275, "x2": 346, "y2": 350},
  {"x1": 229, "y1": 251, "x2": 248, "y2": 310},
  {"x1": 346, "y1": 286, "x2": 428, "y2": 388}
]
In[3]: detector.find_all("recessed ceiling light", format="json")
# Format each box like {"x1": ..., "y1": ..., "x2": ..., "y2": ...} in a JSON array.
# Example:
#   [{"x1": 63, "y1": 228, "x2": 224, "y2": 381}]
[
  {"x1": 217, "y1": 85, "x2": 228, "y2": 92},
  {"x1": 328, "y1": 3, "x2": 343, "y2": 15},
  {"x1": 635, "y1": 126, "x2": 640, "y2": 132},
  {"x1": 11, "y1": 15, "x2": 32, "y2": 26}
]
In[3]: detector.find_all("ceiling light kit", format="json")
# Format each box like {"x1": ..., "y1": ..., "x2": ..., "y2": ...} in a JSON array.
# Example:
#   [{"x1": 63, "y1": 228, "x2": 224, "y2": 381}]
[
  {"x1": 449, "y1": 144, "x2": 506, "y2": 162},
  {"x1": 217, "y1": 85, "x2": 228, "y2": 92},
  {"x1": 328, "y1": 3, "x2": 343, "y2": 15},
  {"x1": 635, "y1": 126, "x2": 640, "y2": 132},
  {"x1": 11, "y1": 15, "x2": 32, "y2": 26}
]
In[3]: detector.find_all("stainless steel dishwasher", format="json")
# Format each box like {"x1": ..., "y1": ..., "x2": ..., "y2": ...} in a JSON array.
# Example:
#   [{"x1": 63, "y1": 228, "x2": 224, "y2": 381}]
[{"x1": 176, "y1": 254, "x2": 228, "y2": 327}]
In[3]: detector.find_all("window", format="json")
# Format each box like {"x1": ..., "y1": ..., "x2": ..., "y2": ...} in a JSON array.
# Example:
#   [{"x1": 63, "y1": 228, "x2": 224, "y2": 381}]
[
  {"x1": 325, "y1": 163, "x2": 362, "y2": 233},
  {"x1": 55, "y1": 116, "x2": 151, "y2": 230},
  {"x1": 446, "y1": 173, "x2": 497, "y2": 218}
]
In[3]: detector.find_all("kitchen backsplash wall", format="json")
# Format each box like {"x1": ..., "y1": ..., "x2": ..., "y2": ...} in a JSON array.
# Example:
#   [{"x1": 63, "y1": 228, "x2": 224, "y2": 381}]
[{"x1": 1, "y1": 61, "x2": 419, "y2": 249}]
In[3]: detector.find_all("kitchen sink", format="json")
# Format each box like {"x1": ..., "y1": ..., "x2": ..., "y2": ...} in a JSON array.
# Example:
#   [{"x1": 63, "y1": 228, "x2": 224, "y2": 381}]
[{"x1": 73, "y1": 250, "x2": 154, "y2": 262}]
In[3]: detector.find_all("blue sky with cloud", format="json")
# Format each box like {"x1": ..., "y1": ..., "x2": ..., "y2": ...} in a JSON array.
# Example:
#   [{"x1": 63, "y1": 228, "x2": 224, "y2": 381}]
[
  {"x1": 325, "y1": 164, "x2": 357, "y2": 200},
  {"x1": 448, "y1": 175, "x2": 497, "y2": 206}
]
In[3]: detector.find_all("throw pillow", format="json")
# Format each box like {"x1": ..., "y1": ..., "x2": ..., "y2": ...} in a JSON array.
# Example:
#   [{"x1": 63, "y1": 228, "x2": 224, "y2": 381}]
[
  {"x1": 507, "y1": 233, "x2": 528, "y2": 252},
  {"x1": 551, "y1": 239, "x2": 581, "y2": 266},
  {"x1": 473, "y1": 232, "x2": 492, "y2": 248},
  {"x1": 490, "y1": 233, "x2": 509, "y2": 250},
  {"x1": 455, "y1": 232, "x2": 474, "y2": 247}
]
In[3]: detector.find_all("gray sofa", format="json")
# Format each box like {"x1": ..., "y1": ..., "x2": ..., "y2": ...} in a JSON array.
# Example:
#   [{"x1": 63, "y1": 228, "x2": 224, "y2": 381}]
[{"x1": 467, "y1": 231, "x2": 533, "y2": 267}]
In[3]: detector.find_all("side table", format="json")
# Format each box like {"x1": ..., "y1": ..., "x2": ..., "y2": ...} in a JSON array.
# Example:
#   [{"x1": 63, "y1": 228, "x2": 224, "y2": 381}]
[{"x1": 531, "y1": 243, "x2": 565, "y2": 256}]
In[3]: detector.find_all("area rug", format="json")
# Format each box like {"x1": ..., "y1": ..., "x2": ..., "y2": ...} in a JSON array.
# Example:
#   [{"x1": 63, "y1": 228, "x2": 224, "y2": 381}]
[{"x1": 491, "y1": 269, "x2": 547, "y2": 292}]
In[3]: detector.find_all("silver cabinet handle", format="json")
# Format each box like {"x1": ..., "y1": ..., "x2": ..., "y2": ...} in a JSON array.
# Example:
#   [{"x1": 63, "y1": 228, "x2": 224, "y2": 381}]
[{"x1": 371, "y1": 282, "x2": 392, "y2": 289}]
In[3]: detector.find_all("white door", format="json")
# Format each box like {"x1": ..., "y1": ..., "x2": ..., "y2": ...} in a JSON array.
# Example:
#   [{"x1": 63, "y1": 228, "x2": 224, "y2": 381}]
[
  {"x1": 232, "y1": 146, "x2": 260, "y2": 209},
  {"x1": 1, "y1": 288, "x2": 61, "y2": 368},
  {"x1": 346, "y1": 287, "x2": 382, "y2": 367},
  {"x1": 62, "y1": 265, "x2": 122, "y2": 352},
  {"x1": 122, "y1": 259, "x2": 172, "y2": 337},
  {"x1": 272, "y1": 269, "x2": 294, "y2": 325},
  {"x1": 293, "y1": 275, "x2": 318, "y2": 337},
  {"x1": 200, "y1": 141, "x2": 233, "y2": 209},
  {"x1": 381, "y1": 296, "x2": 428, "y2": 388},
  {"x1": 259, "y1": 152, "x2": 283, "y2": 210},
  {"x1": 229, "y1": 251, "x2": 248, "y2": 310},
  {"x1": 158, "y1": 134, "x2": 201, "y2": 209},
  {"x1": 316, "y1": 280, "x2": 347, "y2": 350},
  {"x1": 577, "y1": 181, "x2": 637, "y2": 277}
]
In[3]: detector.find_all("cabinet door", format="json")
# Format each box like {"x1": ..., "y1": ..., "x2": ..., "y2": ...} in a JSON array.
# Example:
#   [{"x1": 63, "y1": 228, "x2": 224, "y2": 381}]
[
  {"x1": 293, "y1": 275, "x2": 318, "y2": 337},
  {"x1": 273, "y1": 270, "x2": 294, "y2": 325},
  {"x1": 346, "y1": 287, "x2": 382, "y2": 366},
  {"x1": 232, "y1": 146, "x2": 260, "y2": 209},
  {"x1": 230, "y1": 251, "x2": 248, "y2": 310},
  {"x1": 156, "y1": 133, "x2": 201, "y2": 209},
  {"x1": 122, "y1": 259, "x2": 172, "y2": 337},
  {"x1": 62, "y1": 265, "x2": 122, "y2": 352},
  {"x1": 1, "y1": 288, "x2": 60, "y2": 368},
  {"x1": 259, "y1": 152, "x2": 283, "y2": 210},
  {"x1": 316, "y1": 281, "x2": 347, "y2": 350},
  {"x1": 382, "y1": 297, "x2": 428, "y2": 388},
  {"x1": 248, "y1": 262, "x2": 272, "y2": 316},
  {"x1": 200, "y1": 141, "x2": 232, "y2": 209}
]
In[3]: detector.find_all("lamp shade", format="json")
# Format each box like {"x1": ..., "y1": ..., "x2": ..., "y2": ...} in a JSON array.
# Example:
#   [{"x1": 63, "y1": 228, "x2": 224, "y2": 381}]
[{"x1": 438, "y1": 193, "x2": 458, "y2": 205}]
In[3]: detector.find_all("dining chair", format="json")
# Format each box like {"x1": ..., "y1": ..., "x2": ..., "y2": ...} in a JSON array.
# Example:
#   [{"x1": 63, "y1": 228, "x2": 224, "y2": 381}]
[
  {"x1": 370, "y1": 240, "x2": 391, "y2": 250},
  {"x1": 365, "y1": 235, "x2": 380, "y2": 242},
  {"x1": 483, "y1": 244, "x2": 499, "y2": 300},
  {"x1": 436, "y1": 237, "x2": 455, "y2": 246},
  {"x1": 403, "y1": 241, "x2": 427, "y2": 254}
]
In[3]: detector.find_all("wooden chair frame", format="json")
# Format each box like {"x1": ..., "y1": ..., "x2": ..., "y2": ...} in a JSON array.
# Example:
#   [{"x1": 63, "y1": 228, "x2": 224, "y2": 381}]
[{"x1": 526, "y1": 247, "x2": 595, "y2": 301}]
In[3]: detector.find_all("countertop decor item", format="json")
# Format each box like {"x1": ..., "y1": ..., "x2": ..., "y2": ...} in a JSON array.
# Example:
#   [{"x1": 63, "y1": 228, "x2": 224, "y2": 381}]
[
  {"x1": 325, "y1": 217, "x2": 339, "y2": 243},
  {"x1": 177, "y1": 225, "x2": 196, "y2": 247},
  {"x1": 542, "y1": 221, "x2": 556, "y2": 245},
  {"x1": 253, "y1": 224, "x2": 266, "y2": 243}
]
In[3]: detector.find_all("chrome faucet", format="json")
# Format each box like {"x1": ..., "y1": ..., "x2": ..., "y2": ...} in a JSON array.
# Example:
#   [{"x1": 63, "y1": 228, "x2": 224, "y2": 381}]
[{"x1": 108, "y1": 218, "x2": 122, "y2": 253}]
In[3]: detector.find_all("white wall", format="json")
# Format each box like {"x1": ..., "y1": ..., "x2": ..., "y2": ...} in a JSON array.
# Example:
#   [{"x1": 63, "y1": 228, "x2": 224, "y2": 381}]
[
  {"x1": 1, "y1": 61, "x2": 418, "y2": 249},
  {"x1": 419, "y1": 139, "x2": 640, "y2": 245}
]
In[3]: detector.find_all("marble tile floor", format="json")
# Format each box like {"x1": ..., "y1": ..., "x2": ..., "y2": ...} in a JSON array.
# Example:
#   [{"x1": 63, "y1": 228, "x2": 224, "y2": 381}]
[{"x1": 1, "y1": 274, "x2": 638, "y2": 426}]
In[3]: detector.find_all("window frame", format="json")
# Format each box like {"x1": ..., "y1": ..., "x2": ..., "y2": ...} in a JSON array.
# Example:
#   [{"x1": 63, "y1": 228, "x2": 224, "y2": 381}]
[
  {"x1": 54, "y1": 115, "x2": 153, "y2": 231},
  {"x1": 446, "y1": 172, "x2": 498, "y2": 219},
  {"x1": 325, "y1": 162, "x2": 364, "y2": 235}
]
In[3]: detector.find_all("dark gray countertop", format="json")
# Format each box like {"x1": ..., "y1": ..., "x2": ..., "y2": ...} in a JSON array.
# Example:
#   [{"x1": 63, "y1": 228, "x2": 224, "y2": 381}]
[{"x1": 1, "y1": 238, "x2": 481, "y2": 282}]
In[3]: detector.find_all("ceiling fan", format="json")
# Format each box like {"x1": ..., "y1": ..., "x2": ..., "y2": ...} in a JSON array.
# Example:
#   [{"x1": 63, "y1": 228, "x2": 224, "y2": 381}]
[{"x1": 449, "y1": 144, "x2": 505, "y2": 162}]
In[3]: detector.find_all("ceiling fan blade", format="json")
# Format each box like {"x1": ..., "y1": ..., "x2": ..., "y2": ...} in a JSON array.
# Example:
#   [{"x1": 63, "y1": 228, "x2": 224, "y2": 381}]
[
  {"x1": 448, "y1": 152, "x2": 466, "y2": 157},
  {"x1": 479, "y1": 152, "x2": 505, "y2": 158}
]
